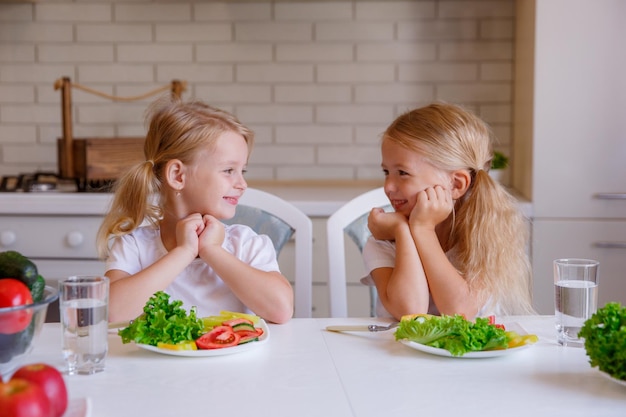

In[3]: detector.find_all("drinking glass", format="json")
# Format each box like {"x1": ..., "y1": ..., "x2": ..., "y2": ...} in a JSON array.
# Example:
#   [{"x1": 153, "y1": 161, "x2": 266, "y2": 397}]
[
  {"x1": 553, "y1": 259, "x2": 599, "y2": 347},
  {"x1": 59, "y1": 276, "x2": 109, "y2": 374}
]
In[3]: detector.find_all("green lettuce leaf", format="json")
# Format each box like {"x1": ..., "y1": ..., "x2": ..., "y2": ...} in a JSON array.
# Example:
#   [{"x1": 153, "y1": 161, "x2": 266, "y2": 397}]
[
  {"x1": 394, "y1": 314, "x2": 508, "y2": 356},
  {"x1": 579, "y1": 302, "x2": 626, "y2": 381},
  {"x1": 118, "y1": 291, "x2": 204, "y2": 346}
]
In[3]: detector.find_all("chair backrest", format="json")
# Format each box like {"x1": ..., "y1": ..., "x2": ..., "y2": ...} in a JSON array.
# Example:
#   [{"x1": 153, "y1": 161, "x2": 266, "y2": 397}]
[
  {"x1": 326, "y1": 187, "x2": 391, "y2": 317},
  {"x1": 222, "y1": 188, "x2": 313, "y2": 318}
]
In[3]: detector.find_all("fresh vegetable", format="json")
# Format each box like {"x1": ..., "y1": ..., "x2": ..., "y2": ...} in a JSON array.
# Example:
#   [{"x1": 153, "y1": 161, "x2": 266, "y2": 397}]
[
  {"x1": 118, "y1": 291, "x2": 204, "y2": 346},
  {"x1": 196, "y1": 326, "x2": 241, "y2": 349},
  {"x1": 201, "y1": 310, "x2": 260, "y2": 331},
  {"x1": 0, "y1": 279, "x2": 34, "y2": 334},
  {"x1": 0, "y1": 251, "x2": 39, "y2": 290},
  {"x1": 578, "y1": 302, "x2": 626, "y2": 381},
  {"x1": 156, "y1": 341, "x2": 197, "y2": 351},
  {"x1": 394, "y1": 314, "x2": 534, "y2": 357},
  {"x1": 0, "y1": 378, "x2": 50, "y2": 417},
  {"x1": 12, "y1": 363, "x2": 68, "y2": 417}
]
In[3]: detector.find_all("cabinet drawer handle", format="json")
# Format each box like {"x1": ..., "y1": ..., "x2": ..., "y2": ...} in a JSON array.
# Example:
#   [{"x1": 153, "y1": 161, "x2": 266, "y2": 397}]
[
  {"x1": 594, "y1": 193, "x2": 626, "y2": 200},
  {"x1": 0, "y1": 230, "x2": 16, "y2": 247},
  {"x1": 66, "y1": 231, "x2": 84, "y2": 247},
  {"x1": 593, "y1": 241, "x2": 626, "y2": 249}
]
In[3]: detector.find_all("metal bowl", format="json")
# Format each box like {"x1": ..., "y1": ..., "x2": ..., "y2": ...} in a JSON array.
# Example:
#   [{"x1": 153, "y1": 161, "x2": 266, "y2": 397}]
[{"x1": 0, "y1": 285, "x2": 58, "y2": 380}]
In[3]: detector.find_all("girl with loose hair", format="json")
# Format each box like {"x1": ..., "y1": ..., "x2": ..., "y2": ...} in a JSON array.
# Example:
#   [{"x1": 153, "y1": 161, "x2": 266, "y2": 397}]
[
  {"x1": 97, "y1": 98, "x2": 293, "y2": 324},
  {"x1": 362, "y1": 102, "x2": 534, "y2": 320}
]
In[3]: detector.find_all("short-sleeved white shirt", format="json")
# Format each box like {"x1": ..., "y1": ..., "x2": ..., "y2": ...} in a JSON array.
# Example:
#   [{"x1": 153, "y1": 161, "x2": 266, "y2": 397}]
[
  {"x1": 105, "y1": 224, "x2": 280, "y2": 317},
  {"x1": 361, "y1": 236, "x2": 495, "y2": 318}
]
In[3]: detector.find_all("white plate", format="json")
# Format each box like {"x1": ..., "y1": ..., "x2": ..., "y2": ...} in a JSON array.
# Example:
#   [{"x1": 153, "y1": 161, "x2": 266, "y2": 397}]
[
  {"x1": 135, "y1": 319, "x2": 269, "y2": 357},
  {"x1": 399, "y1": 339, "x2": 533, "y2": 358},
  {"x1": 599, "y1": 370, "x2": 626, "y2": 387}
]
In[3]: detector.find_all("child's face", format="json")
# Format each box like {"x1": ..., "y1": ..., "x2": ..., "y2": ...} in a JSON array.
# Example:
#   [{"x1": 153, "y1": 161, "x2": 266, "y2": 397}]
[
  {"x1": 380, "y1": 138, "x2": 449, "y2": 218},
  {"x1": 183, "y1": 131, "x2": 249, "y2": 219}
]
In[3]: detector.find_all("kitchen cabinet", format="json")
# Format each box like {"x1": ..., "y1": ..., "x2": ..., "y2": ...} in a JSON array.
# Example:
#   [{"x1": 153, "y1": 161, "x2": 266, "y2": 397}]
[{"x1": 514, "y1": 0, "x2": 626, "y2": 313}]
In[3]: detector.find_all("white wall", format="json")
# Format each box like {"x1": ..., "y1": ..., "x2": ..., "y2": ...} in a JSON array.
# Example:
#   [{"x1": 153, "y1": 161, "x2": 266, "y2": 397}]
[{"x1": 0, "y1": 0, "x2": 515, "y2": 182}]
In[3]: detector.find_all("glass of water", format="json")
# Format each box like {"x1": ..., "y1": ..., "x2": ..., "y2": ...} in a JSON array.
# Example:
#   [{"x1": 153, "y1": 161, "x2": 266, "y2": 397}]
[
  {"x1": 59, "y1": 276, "x2": 109, "y2": 375},
  {"x1": 553, "y1": 259, "x2": 599, "y2": 347}
]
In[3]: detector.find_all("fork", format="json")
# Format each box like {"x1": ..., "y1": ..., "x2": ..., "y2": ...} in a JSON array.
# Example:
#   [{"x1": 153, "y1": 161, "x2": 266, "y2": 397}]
[
  {"x1": 325, "y1": 322, "x2": 399, "y2": 333},
  {"x1": 367, "y1": 322, "x2": 399, "y2": 332}
]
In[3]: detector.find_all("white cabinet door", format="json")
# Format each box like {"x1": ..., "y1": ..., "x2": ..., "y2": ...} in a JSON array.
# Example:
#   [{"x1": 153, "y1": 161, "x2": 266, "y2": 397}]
[
  {"x1": 533, "y1": 0, "x2": 626, "y2": 218},
  {"x1": 532, "y1": 219, "x2": 626, "y2": 314}
]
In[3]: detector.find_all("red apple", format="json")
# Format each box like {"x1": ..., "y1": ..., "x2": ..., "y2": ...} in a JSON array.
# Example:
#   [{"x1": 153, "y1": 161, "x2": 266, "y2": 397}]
[
  {"x1": 0, "y1": 378, "x2": 51, "y2": 417},
  {"x1": 12, "y1": 363, "x2": 67, "y2": 417}
]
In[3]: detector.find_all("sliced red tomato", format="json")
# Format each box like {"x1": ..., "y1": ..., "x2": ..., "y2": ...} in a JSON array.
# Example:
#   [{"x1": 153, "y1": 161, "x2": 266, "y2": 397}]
[
  {"x1": 0, "y1": 278, "x2": 34, "y2": 334},
  {"x1": 196, "y1": 325, "x2": 241, "y2": 349}
]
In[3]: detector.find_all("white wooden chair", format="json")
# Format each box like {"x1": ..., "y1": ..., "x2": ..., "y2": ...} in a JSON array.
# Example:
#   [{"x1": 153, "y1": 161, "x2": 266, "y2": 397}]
[
  {"x1": 326, "y1": 187, "x2": 391, "y2": 317},
  {"x1": 223, "y1": 188, "x2": 313, "y2": 318}
]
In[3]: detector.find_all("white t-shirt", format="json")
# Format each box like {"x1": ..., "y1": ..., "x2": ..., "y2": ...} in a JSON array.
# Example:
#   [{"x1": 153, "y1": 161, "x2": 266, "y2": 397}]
[
  {"x1": 105, "y1": 224, "x2": 280, "y2": 317},
  {"x1": 361, "y1": 236, "x2": 495, "y2": 318}
]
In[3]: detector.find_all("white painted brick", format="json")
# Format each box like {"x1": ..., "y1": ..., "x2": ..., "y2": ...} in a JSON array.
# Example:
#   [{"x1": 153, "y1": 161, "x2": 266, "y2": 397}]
[
  {"x1": 194, "y1": 84, "x2": 271, "y2": 104},
  {"x1": 236, "y1": 105, "x2": 313, "y2": 124},
  {"x1": 2, "y1": 144, "x2": 56, "y2": 164},
  {"x1": 66, "y1": 125, "x2": 116, "y2": 140},
  {"x1": 79, "y1": 65, "x2": 154, "y2": 83},
  {"x1": 0, "y1": 5, "x2": 32, "y2": 22},
  {"x1": 116, "y1": 125, "x2": 146, "y2": 137},
  {"x1": 0, "y1": 104, "x2": 58, "y2": 124},
  {"x1": 157, "y1": 64, "x2": 234, "y2": 83},
  {"x1": 237, "y1": 64, "x2": 313, "y2": 83},
  {"x1": 398, "y1": 20, "x2": 477, "y2": 40},
  {"x1": 276, "y1": 165, "x2": 355, "y2": 181},
  {"x1": 77, "y1": 104, "x2": 146, "y2": 124},
  {"x1": 439, "y1": 41, "x2": 512, "y2": 61},
  {"x1": 117, "y1": 44, "x2": 193, "y2": 63},
  {"x1": 0, "y1": 64, "x2": 74, "y2": 83},
  {"x1": 0, "y1": 125, "x2": 37, "y2": 144},
  {"x1": 317, "y1": 63, "x2": 394, "y2": 83},
  {"x1": 194, "y1": 3, "x2": 271, "y2": 21},
  {"x1": 38, "y1": 84, "x2": 115, "y2": 105},
  {"x1": 0, "y1": 85, "x2": 34, "y2": 103},
  {"x1": 251, "y1": 145, "x2": 315, "y2": 164},
  {"x1": 155, "y1": 23, "x2": 231, "y2": 42},
  {"x1": 0, "y1": 45, "x2": 34, "y2": 63},
  {"x1": 246, "y1": 124, "x2": 273, "y2": 144},
  {"x1": 398, "y1": 63, "x2": 478, "y2": 82},
  {"x1": 316, "y1": 22, "x2": 393, "y2": 41},
  {"x1": 318, "y1": 145, "x2": 380, "y2": 165},
  {"x1": 437, "y1": 83, "x2": 511, "y2": 103},
  {"x1": 491, "y1": 125, "x2": 511, "y2": 145},
  {"x1": 275, "y1": 84, "x2": 350, "y2": 103},
  {"x1": 114, "y1": 4, "x2": 191, "y2": 22},
  {"x1": 0, "y1": 23, "x2": 72, "y2": 42},
  {"x1": 235, "y1": 23, "x2": 312, "y2": 42},
  {"x1": 480, "y1": 104, "x2": 512, "y2": 124},
  {"x1": 39, "y1": 45, "x2": 114, "y2": 63},
  {"x1": 480, "y1": 62, "x2": 512, "y2": 81},
  {"x1": 36, "y1": 4, "x2": 112, "y2": 22},
  {"x1": 275, "y1": 2, "x2": 352, "y2": 21},
  {"x1": 317, "y1": 105, "x2": 395, "y2": 124},
  {"x1": 277, "y1": 43, "x2": 353, "y2": 62},
  {"x1": 197, "y1": 44, "x2": 272, "y2": 63},
  {"x1": 77, "y1": 24, "x2": 153, "y2": 42},
  {"x1": 40, "y1": 126, "x2": 66, "y2": 143},
  {"x1": 439, "y1": 1, "x2": 514, "y2": 18},
  {"x1": 355, "y1": 84, "x2": 434, "y2": 104},
  {"x1": 115, "y1": 84, "x2": 181, "y2": 103},
  {"x1": 356, "y1": 1, "x2": 435, "y2": 20},
  {"x1": 357, "y1": 42, "x2": 437, "y2": 62},
  {"x1": 357, "y1": 166, "x2": 385, "y2": 181},
  {"x1": 355, "y1": 125, "x2": 386, "y2": 145},
  {"x1": 276, "y1": 125, "x2": 352, "y2": 144},
  {"x1": 480, "y1": 19, "x2": 514, "y2": 40},
  {"x1": 243, "y1": 165, "x2": 274, "y2": 181}
]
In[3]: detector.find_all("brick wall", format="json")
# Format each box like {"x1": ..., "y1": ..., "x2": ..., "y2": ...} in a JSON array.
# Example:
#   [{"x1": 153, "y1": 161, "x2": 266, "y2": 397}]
[{"x1": 0, "y1": 0, "x2": 515, "y2": 183}]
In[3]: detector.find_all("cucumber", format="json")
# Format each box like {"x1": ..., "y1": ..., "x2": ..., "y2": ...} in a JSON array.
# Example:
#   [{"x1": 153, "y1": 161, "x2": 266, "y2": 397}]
[{"x1": 0, "y1": 250, "x2": 39, "y2": 289}]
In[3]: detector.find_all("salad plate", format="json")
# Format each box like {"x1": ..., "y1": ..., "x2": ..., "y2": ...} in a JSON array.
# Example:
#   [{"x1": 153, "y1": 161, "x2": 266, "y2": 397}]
[
  {"x1": 135, "y1": 319, "x2": 269, "y2": 357},
  {"x1": 399, "y1": 339, "x2": 533, "y2": 358},
  {"x1": 599, "y1": 370, "x2": 626, "y2": 388}
]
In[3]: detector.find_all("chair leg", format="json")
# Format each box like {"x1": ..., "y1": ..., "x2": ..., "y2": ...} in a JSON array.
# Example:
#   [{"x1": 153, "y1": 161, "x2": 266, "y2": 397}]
[{"x1": 369, "y1": 286, "x2": 379, "y2": 317}]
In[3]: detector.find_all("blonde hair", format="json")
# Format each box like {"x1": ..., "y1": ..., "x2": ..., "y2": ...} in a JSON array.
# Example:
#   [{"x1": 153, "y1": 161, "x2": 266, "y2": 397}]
[
  {"x1": 96, "y1": 97, "x2": 254, "y2": 259},
  {"x1": 383, "y1": 102, "x2": 534, "y2": 315}
]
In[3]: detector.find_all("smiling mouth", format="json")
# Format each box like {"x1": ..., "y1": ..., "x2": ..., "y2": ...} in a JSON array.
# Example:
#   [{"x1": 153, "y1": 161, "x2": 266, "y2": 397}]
[
  {"x1": 390, "y1": 199, "x2": 407, "y2": 210},
  {"x1": 224, "y1": 196, "x2": 239, "y2": 205}
]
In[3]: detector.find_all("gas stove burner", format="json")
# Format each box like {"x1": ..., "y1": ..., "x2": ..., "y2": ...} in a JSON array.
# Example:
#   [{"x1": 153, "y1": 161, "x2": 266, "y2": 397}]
[{"x1": 0, "y1": 172, "x2": 79, "y2": 193}]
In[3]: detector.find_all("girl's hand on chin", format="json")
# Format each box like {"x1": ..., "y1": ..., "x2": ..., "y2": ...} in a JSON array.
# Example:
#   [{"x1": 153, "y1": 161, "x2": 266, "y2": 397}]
[
  {"x1": 410, "y1": 185, "x2": 453, "y2": 229},
  {"x1": 368, "y1": 208, "x2": 408, "y2": 241},
  {"x1": 199, "y1": 214, "x2": 225, "y2": 248}
]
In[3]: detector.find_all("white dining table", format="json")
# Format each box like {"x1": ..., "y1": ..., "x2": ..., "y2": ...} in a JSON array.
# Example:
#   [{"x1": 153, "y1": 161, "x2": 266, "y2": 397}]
[{"x1": 26, "y1": 316, "x2": 626, "y2": 417}]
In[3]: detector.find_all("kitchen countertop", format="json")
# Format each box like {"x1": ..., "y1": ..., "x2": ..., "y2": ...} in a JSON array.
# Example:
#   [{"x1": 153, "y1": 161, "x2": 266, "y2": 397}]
[{"x1": 0, "y1": 182, "x2": 532, "y2": 218}]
